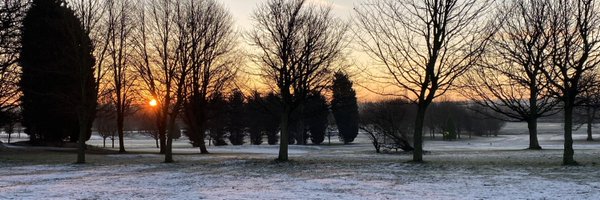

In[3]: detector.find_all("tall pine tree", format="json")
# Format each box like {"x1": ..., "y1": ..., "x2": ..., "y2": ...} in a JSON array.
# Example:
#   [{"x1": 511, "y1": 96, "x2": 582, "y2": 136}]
[
  {"x1": 331, "y1": 72, "x2": 359, "y2": 144},
  {"x1": 20, "y1": 0, "x2": 96, "y2": 157}
]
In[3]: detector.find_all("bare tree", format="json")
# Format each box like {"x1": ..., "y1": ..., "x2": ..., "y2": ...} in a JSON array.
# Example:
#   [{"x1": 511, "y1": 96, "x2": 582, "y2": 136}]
[
  {"x1": 543, "y1": 0, "x2": 600, "y2": 165},
  {"x1": 463, "y1": 0, "x2": 559, "y2": 150},
  {"x1": 355, "y1": 0, "x2": 492, "y2": 162},
  {"x1": 360, "y1": 99, "x2": 415, "y2": 153},
  {"x1": 95, "y1": 103, "x2": 117, "y2": 148},
  {"x1": 70, "y1": 0, "x2": 110, "y2": 101},
  {"x1": 249, "y1": 0, "x2": 347, "y2": 161},
  {"x1": 103, "y1": 0, "x2": 136, "y2": 153},
  {"x1": 575, "y1": 75, "x2": 600, "y2": 141},
  {"x1": 0, "y1": 0, "x2": 25, "y2": 119},
  {"x1": 182, "y1": 0, "x2": 238, "y2": 154},
  {"x1": 133, "y1": 0, "x2": 191, "y2": 162}
]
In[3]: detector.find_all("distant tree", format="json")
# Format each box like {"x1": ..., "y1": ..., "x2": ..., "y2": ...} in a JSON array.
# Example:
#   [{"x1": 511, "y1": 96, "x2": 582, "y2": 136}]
[
  {"x1": 137, "y1": 110, "x2": 160, "y2": 148},
  {"x1": 331, "y1": 72, "x2": 358, "y2": 144},
  {"x1": 575, "y1": 74, "x2": 600, "y2": 141},
  {"x1": 21, "y1": 0, "x2": 97, "y2": 163},
  {"x1": 305, "y1": 92, "x2": 328, "y2": 145},
  {"x1": 0, "y1": 0, "x2": 25, "y2": 120},
  {"x1": 0, "y1": 109, "x2": 19, "y2": 144},
  {"x1": 207, "y1": 92, "x2": 227, "y2": 146},
  {"x1": 244, "y1": 92, "x2": 282, "y2": 145},
  {"x1": 227, "y1": 90, "x2": 245, "y2": 145},
  {"x1": 427, "y1": 101, "x2": 470, "y2": 139},
  {"x1": 443, "y1": 118, "x2": 457, "y2": 140},
  {"x1": 264, "y1": 93, "x2": 281, "y2": 145},
  {"x1": 95, "y1": 103, "x2": 117, "y2": 148},
  {"x1": 467, "y1": 105, "x2": 506, "y2": 137},
  {"x1": 360, "y1": 99, "x2": 415, "y2": 152},
  {"x1": 245, "y1": 92, "x2": 263, "y2": 145}
]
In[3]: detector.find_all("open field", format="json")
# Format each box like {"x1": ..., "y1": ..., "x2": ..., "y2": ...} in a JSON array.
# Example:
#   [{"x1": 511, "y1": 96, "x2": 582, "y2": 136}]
[{"x1": 1, "y1": 122, "x2": 600, "y2": 199}]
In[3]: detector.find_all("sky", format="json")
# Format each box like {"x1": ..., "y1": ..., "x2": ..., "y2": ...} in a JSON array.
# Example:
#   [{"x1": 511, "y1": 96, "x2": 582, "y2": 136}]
[
  {"x1": 219, "y1": 0, "x2": 384, "y2": 101},
  {"x1": 220, "y1": 0, "x2": 361, "y2": 31}
]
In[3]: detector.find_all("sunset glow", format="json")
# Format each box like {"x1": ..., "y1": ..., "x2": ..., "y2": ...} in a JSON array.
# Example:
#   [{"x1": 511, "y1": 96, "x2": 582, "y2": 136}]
[{"x1": 149, "y1": 99, "x2": 158, "y2": 107}]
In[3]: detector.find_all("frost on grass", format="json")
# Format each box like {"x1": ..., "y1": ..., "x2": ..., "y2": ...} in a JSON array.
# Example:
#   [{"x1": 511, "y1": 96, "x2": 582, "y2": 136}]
[{"x1": 1, "y1": 122, "x2": 600, "y2": 199}]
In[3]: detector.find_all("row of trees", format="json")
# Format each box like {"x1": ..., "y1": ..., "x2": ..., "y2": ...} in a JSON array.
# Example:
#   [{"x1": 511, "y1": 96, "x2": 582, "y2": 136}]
[
  {"x1": 2, "y1": 0, "x2": 360, "y2": 163},
  {"x1": 0, "y1": 0, "x2": 25, "y2": 137},
  {"x1": 360, "y1": 99, "x2": 505, "y2": 153},
  {"x1": 355, "y1": 0, "x2": 600, "y2": 165},
  {"x1": 4, "y1": 0, "x2": 600, "y2": 166}
]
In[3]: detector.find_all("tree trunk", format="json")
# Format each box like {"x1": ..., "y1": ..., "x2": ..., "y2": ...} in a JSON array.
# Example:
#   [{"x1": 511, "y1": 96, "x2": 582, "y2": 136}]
[
  {"x1": 159, "y1": 129, "x2": 166, "y2": 154},
  {"x1": 117, "y1": 112, "x2": 126, "y2": 153},
  {"x1": 103, "y1": 138, "x2": 106, "y2": 148},
  {"x1": 164, "y1": 114, "x2": 178, "y2": 163},
  {"x1": 527, "y1": 119, "x2": 542, "y2": 150},
  {"x1": 587, "y1": 121, "x2": 593, "y2": 141},
  {"x1": 412, "y1": 104, "x2": 427, "y2": 162},
  {"x1": 76, "y1": 116, "x2": 87, "y2": 164},
  {"x1": 563, "y1": 103, "x2": 577, "y2": 165},
  {"x1": 277, "y1": 105, "x2": 291, "y2": 162},
  {"x1": 155, "y1": 137, "x2": 159, "y2": 148},
  {"x1": 587, "y1": 108, "x2": 594, "y2": 141},
  {"x1": 198, "y1": 127, "x2": 208, "y2": 154}
]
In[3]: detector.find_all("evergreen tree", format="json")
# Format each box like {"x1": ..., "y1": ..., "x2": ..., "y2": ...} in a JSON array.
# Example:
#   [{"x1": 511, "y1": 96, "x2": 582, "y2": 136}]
[
  {"x1": 305, "y1": 92, "x2": 329, "y2": 145},
  {"x1": 246, "y1": 92, "x2": 264, "y2": 145},
  {"x1": 207, "y1": 92, "x2": 227, "y2": 146},
  {"x1": 331, "y1": 72, "x2": 359, "y2": 144},
  {"x1": 20, "y1": 0, "x2": 96, "y2": 146},
  {"x1": 264, "y1": 92, "x2": 281, "y2": 145},
  {"x1": 227, "y1": 90, "x2": 245, "y2": 145}
]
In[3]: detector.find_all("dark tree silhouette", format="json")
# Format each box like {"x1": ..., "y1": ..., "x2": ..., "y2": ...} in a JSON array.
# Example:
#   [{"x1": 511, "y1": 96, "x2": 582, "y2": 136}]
[
  {"x1": 250, "y1": 0, "x2": 347, "y2": 161},
  {"x1": 104, "y1": 0, "x2": 136, "y2": 153},
  {"x1": 576, "y1": 75, "x2": 600, "y2": 141},
  {"x1": 182, "y1": 0, "x2": 238, "y2": 154},
  {"x1": 543, "y1": 0, "x2": 600, "y2": 165},
  {"x1": 0, "y1": 109, "x2": 19, "y2": 144},
  {"x1": 245, "y1": 92, "x2": 265, "y2": 145},
  {"x1": 134, "y1": 0, "x2": 193, "y2": 162},
  {"x1": 227, "y1": 90, "x2": 245, "y2": 145},
  {"x1": 0, "y1": 0, "x2": 24, "y2": 120},
  {"x1": 95, "y1": 103, "x2": 117, "y2": 148},
  {"x1": 207, "y1": 92, "x2": 227, "y2": 146},
  {"x1": 464, "y1": 0, "x2": 559, "y2": 150},
  {"x1": 355, "y1": 0, "x2": 492, "y2": 162},
  {"x1": 264, "y1": 92, "x2": 281, "y2": 145},
  {"x1": 21, "y1": 0, "x2": 97, "y2": 163},
  {"x1": 360, "y1": 99, "x2": 415, "y2": 153},
  {"x1": 305, "y1": 92, "x2": 328, "y2": 145},
  {"x1": 331, "y1": 72, "x2": 358, "y2": 144}
]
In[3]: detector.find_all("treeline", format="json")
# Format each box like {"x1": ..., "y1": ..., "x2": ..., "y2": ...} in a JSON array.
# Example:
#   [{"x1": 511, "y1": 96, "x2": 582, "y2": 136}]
[
  {"x1": 2, "y1": 0, "x2": 600, "y2": 166},
  {"x1": 360, "y1": 99, "x2": 505, "y2": 153}
]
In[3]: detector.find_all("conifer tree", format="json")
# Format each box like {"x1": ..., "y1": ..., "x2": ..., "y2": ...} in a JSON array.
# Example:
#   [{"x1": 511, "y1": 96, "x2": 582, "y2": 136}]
[
  {"x1": 331, "y1": 72, "x2": 359, "y2": 144},
  {"x1": 21, "y1": 0, "x2": 96, "y2": 162},
  {"x1": 20, "y1": 0, "x2": 96, "y2": 150}
]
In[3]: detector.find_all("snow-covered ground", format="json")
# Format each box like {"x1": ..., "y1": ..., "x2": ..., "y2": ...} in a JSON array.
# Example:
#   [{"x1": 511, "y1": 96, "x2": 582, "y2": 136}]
[{"x1": 1, "y1": 122, "x2": 600, "y2": 199}]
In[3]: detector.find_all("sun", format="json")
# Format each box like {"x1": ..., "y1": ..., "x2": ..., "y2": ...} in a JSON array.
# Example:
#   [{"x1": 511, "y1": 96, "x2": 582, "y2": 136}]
[{"x1": 149, "y1": 99, "x2": 158, "y2": 107}]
